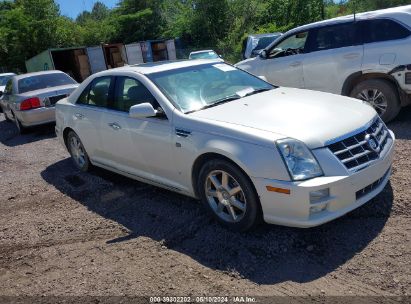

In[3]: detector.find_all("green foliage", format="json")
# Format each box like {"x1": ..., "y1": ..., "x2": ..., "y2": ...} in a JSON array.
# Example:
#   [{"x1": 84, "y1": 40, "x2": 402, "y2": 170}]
[{"x1": 1, "y1": 0, "x2": 410, "y2": 71}]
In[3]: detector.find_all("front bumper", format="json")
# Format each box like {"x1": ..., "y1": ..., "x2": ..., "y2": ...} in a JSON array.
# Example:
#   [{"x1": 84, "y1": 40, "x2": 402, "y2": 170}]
[
  {"x1": 252, "y1": 131, "x2": 395, "y2": 228},
  {"x1": 15, "y1": 107, "x2": 55, "y2": 127}
]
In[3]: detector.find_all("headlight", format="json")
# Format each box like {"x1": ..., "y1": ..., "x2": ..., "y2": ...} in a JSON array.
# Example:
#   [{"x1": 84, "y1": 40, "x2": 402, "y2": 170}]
[{"x1": 276, "y1": 138, "x2": 323, "y2": 181}]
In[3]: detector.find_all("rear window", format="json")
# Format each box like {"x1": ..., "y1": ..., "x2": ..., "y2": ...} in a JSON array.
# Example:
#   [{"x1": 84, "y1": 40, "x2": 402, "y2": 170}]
[
  {"x1": 363, "y1": 19, "x2": 411, "y2": 43},
  {"x1": 18, "y1": 73, "x2": 76, "y2": 94}
]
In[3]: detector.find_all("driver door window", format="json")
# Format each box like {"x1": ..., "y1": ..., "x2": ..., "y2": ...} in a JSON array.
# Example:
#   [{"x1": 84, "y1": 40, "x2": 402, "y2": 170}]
[
  {"x1": 112, "y1": 77, "x2": 159, "y2": 112},
  {"x1": 77, "y1": 76, "x2": 113, "y2": 108},
  {"x1": 269, "y1": 32, "x2": 309, "y2": 58}
]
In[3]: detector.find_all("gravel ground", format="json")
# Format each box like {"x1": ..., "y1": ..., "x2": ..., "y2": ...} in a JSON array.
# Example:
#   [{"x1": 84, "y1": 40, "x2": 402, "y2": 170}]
[{"x1": 0, "y1": 108, "x2": 410, "y2": 300}]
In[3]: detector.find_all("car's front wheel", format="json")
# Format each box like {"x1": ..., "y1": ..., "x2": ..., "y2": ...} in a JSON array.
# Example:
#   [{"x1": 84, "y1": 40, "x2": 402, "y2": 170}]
[
  {"x1": 67, "y1": 131, "x2": 91, "y2": 172},
  {"x1": 350, "y1": 79, "x2": 400, "y2": 122},
  {"x1": 198, "y1": 159, "x2": 261, "y2": 231}
]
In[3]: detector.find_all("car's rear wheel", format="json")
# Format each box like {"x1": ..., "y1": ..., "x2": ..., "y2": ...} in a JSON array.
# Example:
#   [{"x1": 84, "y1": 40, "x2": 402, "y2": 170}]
[
  {"x1": 12, "y1": 112, "x2": 27, "y2": 134},
  {"x1": 67, "y1": 131, "x2": 91, "y2": 172},
  {"x1": 198, "y1": 159, "x2": 261, "y2": 231},
  {"x1": 3, "y1": 108, "x2": 12, "y2": 122},
  {"x1": 350, "y1": 79, "x2": 400, "y2": 122}
]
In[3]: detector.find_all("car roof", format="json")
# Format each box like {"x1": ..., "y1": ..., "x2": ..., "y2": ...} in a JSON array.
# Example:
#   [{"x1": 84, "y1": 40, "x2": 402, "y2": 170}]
[
  {"x1": 97, "y1": 59, "x2": 223, "y2": 75},
  {"x1": 286, "y1": 5, "x2": 411, "y2": 34},
  {"x1": 14, "y1": 70, "x2": 67, "y2": 81},
  {"x1": 190, "y1": 50, "x2": 216, "y2": 55},
  {"x1": 248, "y1": 33, "x2": 282, "y2": 39},
  {"x1": 0, "y1": 73, "x2": 16, "y2": 76}
]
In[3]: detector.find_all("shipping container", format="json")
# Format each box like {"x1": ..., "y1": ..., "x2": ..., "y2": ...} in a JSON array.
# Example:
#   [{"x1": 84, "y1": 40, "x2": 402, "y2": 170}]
[
  {"x1": 25, "y1": 47, "x2": 93, "y2": 82},
  {"x1": 125, "y1": 39, "x2": 177, "y2": 64},
  {"x1": 102, "y1": 43, "x2": 128, "y2": 69}
]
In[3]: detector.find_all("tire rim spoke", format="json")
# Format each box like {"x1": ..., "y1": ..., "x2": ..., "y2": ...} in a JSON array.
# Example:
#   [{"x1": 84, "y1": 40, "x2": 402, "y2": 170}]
[
  {"x1": 205, "y1": 170, "x2": 247, "y2": 223},
  {"x1": 357, "y1": 89, "x2": 387, "y2": 116},
  {"x1": 230, "y1": 198, "x2": 246, "y2": 211}
]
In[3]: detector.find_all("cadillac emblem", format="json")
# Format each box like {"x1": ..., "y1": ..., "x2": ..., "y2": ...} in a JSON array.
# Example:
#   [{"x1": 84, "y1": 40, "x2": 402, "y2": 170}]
[{"x1": 365, "y1": 134, "x2": 381, "y2": 153}]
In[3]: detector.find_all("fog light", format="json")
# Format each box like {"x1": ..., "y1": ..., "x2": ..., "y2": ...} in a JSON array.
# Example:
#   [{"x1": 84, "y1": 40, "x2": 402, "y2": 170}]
[
  {"x1": 310, "y1": 188, "x2": 330, "y2": 204},
  {"x1": 310, "y1": 204, "x2": 328, "y2": 214}
]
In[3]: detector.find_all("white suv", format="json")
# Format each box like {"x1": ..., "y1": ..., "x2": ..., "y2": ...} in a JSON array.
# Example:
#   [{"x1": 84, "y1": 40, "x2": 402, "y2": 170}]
[{"x1": 236, "y1": 5, "x2": 411, "y2": 122}]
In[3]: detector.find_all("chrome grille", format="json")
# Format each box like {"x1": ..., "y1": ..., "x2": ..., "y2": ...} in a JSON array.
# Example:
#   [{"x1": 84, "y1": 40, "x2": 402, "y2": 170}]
[{"x1": 328, "y1": 117, "x2": 390, "y2": 171}]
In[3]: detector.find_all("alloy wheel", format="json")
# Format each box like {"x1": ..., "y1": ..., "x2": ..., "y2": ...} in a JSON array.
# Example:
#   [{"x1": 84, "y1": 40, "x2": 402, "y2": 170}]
[
  {"x1": 356, "y1": 89, "x2": 388, "y2": 116},
  {"x1": 69, "y1": 135, "x2": 86, "y2": 168},
  {"x1": 204, "y1": 170, "x2": 247, "y2": 223}
]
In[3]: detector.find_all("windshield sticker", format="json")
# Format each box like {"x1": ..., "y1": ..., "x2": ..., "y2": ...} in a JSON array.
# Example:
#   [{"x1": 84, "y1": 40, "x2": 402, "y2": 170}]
[
  {"x1": 236, "y1": 87, "x2": 255, "y2": 97},
  {"x1": 213, "y1": 64, "x2": 236, "y2": 72}
]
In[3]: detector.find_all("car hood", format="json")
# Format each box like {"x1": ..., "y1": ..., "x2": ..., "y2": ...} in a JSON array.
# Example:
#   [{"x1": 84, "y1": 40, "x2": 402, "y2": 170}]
[{"x1": 188, "y1": 87, "x2": 377, "y2": 149}]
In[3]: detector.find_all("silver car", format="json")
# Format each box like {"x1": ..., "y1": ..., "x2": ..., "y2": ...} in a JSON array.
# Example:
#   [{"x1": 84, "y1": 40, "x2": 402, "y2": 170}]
[{"x1": 0, "y1": 71, "x2": 78, "y2": 133}]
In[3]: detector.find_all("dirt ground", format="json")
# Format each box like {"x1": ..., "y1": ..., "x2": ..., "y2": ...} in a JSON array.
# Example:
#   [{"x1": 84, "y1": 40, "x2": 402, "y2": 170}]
[{"x1": 0, "y1": 107, "x2": 410, "y2": 300}]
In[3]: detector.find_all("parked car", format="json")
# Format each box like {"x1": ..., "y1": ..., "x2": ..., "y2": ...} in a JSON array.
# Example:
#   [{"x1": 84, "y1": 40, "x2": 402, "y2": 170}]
[
  {"x1": 0, "y1": 73, "x2": 16, "y2": 113},
  {"x1": 189, "y1": 50, "x2": 223, "y2": 61},
  {"x1": 236, "y1": 5, "x2": 411, "y2": 122},
  {"x1": 242, "y1": 33, "x2": 282, "y2": 59},
  {"x1": 0, "y1": 73, "x2": 16, "y2": 94},
  {"x1": 56, "y1": 60, "x2": 394, "y2": 231},
  {"x1": 0, "y1": 71, "x2": 78, "y2": 133}
]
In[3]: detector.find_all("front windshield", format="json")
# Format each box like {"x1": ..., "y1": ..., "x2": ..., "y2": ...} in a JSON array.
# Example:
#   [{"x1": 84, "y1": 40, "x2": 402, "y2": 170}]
[
  {"x1": 190, "y1": 51, "x2": 219, "y2": 60},
  {"x1": 0, "y1": 75, "x2": 13, "y2": 86},
  {"x1": 148, "y1": 63, "x2": 274, "y2": 113}
]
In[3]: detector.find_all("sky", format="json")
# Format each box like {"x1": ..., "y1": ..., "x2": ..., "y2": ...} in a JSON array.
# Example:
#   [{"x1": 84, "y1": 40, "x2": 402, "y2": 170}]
[{"x1": 56, "y1": 0, "x2": 118, "y2": 19}]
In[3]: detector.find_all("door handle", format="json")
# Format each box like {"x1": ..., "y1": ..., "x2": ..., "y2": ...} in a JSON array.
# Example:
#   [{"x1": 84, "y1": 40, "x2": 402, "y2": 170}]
[
  {"x1": 343, "y1": 53, "x2": 360, "y2": 59},
  {"x1": 74, "y1": 113, "x2": 84, "y2": 119},
  {"x1": 289, "y1": 61, "x2": 302, "y2": 67},
  {"x1": 108, "y1": 122, "x2": 121, "y2": 130}
]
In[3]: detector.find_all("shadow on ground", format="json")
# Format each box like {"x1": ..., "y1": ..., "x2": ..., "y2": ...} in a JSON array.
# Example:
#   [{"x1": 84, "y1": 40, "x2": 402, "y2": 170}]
[
  {"x1": 0, "y1": 117, "x2": 56, "y2": 147},
  {"x1": 41, "y1": 158, "x2": 393, "y2": 285},
  {"x1": 388, "y1": 105, "x2": 411, "y2": 140}
]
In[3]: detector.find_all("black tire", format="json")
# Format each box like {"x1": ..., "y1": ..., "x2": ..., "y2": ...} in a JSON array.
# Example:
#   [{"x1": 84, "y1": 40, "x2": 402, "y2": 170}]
[
  {"x1": 3, "y1": 108, "x2": 12, "y2": 122},
  {"x1": 67, "y1": 131, "x2": 91, "y2": 172},
  {"x1": 350, "y1": 79, "x2": 400, "y2": 123},
  {"x1": 198, "y1": 159, "x2": 262, "y2": 231},
  {"x1": 13, "y1": 113, "x2": 28, "y2": 134}
]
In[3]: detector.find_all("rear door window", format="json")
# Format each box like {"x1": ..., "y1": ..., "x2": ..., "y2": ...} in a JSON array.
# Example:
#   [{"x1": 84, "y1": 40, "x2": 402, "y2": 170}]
[
  {"x1": 308, "y1": 22, "x2": 360, "y2": 52},
  {"x1": 362, "y1": 19, "x2": 411, "y2": 43},
  {"x1": 77, "y1": 76, "x2": 113, "y2": 108}
]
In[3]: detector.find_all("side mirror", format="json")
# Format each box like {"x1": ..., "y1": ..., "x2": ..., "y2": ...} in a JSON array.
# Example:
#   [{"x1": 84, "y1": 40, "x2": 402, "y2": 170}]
[
  {"x1": 259, "y1": 50, "x2": 267, "y2": 59},
  {"x1": 0, "y1": 91, "x2": 3, "y2": 98},
  {"x1": 129, "y1": 103, "x2": 156, "y2": 118}
]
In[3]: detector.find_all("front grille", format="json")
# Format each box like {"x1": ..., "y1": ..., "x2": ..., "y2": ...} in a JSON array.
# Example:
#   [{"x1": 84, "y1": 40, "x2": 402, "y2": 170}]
[
  {"x1": 356, "y1": 168, "x2": 390, "y2": 200},
  {"x1": 328, "y1": 117, "x2": 390, "y2": 171},
  {"x1": 46, "y1": 94, "x2": 67, "y2": 107}
]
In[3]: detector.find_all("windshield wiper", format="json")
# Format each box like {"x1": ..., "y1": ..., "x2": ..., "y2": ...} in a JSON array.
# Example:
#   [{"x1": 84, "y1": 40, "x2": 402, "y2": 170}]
[
  {"x1": 186, "y1": 95, "x2": 241, "y2": 114},
  {"x1": 243, "y1": 87, "x2": 273, "y2": 97}
]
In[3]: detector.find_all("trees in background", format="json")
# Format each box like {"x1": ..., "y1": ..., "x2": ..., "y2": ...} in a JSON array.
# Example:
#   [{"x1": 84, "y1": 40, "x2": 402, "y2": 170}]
[{"x1": 1, "y1": 0, "x2": 410, "y2": 71}]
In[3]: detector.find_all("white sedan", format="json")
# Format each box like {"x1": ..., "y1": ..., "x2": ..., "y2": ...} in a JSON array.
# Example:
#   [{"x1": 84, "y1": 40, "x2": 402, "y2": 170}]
[{"x1": 55, "y1": 60, "x2": 395, "y2": 231}]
